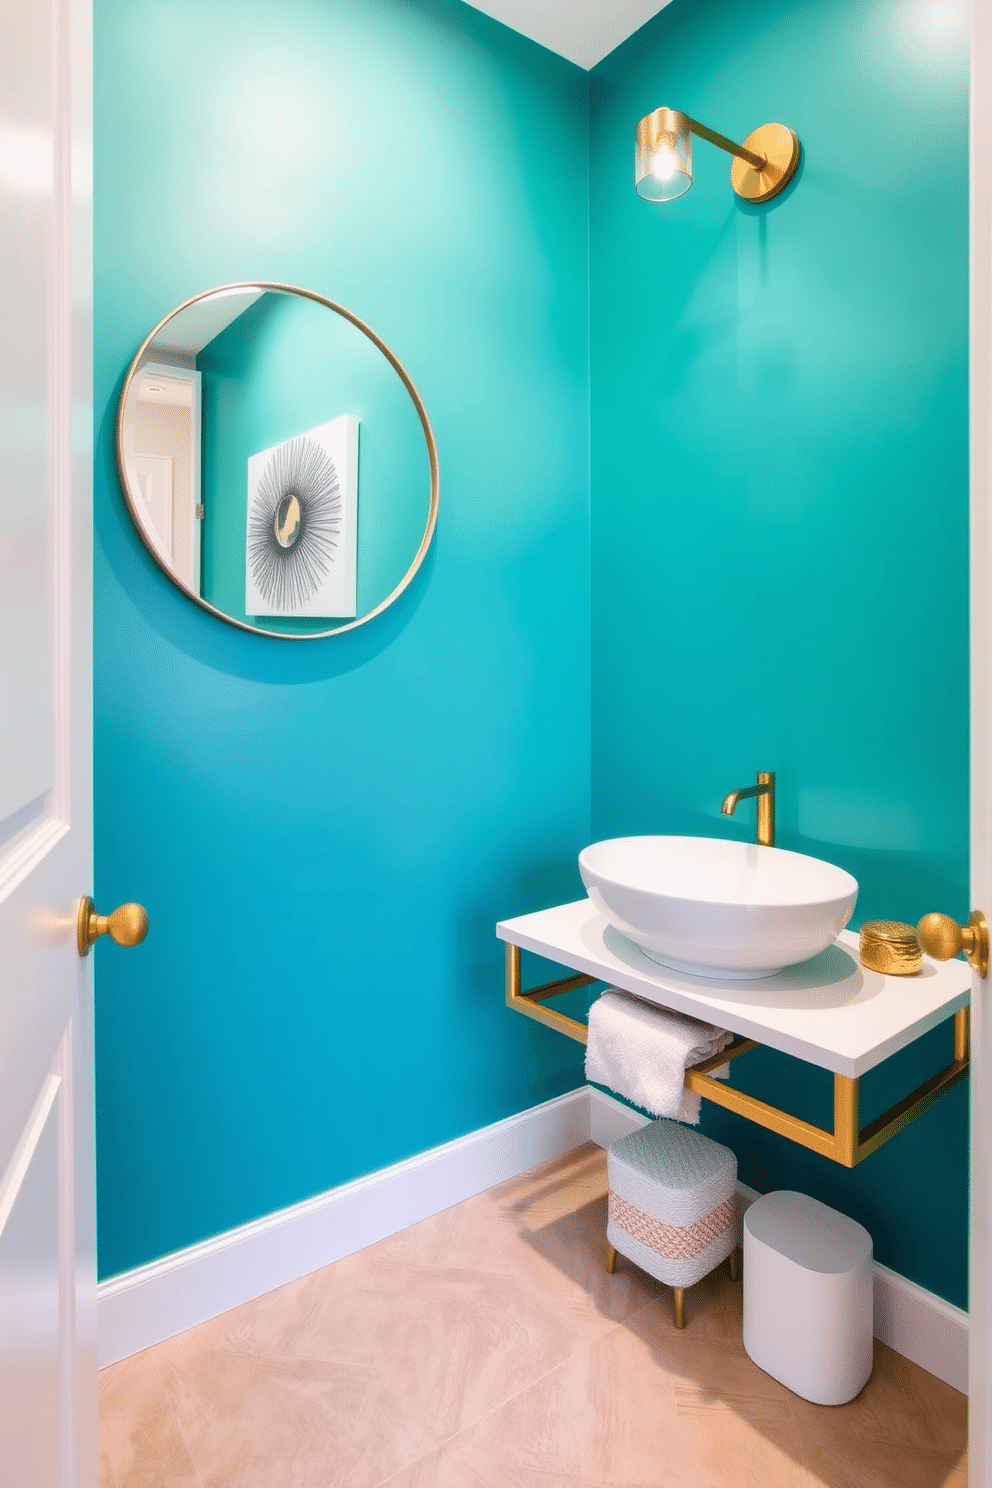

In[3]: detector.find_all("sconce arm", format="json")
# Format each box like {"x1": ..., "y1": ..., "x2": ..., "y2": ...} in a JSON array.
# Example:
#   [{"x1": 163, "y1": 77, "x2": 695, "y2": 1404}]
[{"x1": 685, "y1": 115, "x2": 766, "y2": 170}]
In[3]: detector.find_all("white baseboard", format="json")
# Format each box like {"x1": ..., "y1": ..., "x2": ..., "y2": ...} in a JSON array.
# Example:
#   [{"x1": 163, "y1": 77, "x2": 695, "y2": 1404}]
[
  {"x1": 588, "y1": 1087, "x2": 969, "y2": 1394},
  {"x1": 98, "y1": 1084, "x2": 969, "y2": 1395},
  {"x1": 97, "y1": 1086, "x2": 590, "y2": 1367},
  {"x1": 872, "y1": 1262, "x2": 968, "y2": 1394}
]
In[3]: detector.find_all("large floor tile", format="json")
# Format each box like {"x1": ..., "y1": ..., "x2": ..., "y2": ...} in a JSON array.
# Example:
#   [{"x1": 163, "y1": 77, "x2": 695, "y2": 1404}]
[
  {"x1": 788, "y1": 1341, "x2": 967, "y2": 1488},
  {"x1": 789, "y1": 1340, "x2": 967, "y2": 1455},
  {"x1": 384, "y1": 1311, "x2": 816, "y2": 1488},
  {"x1": 98, "y1": 1348, "x2": 202, "y2": 1488},
  {"x1": 155, "y1": 1346, "x2": 378, "y2": 1488}
]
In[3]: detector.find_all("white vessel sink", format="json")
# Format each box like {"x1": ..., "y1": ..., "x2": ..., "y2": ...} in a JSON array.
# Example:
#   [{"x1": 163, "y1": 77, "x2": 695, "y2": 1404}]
[{"x1": 578, "y1": 836, "x2": 859, "y2": 980}]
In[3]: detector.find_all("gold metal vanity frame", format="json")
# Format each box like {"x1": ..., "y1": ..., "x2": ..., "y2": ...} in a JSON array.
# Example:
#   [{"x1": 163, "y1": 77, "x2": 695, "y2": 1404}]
[{"x1": 505, "y1": 943, "x2": 970, "y2": 1168}]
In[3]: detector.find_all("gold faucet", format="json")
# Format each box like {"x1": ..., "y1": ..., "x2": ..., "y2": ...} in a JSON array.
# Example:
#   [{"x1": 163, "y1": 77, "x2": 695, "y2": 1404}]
[{"x1": 722, "y1": 771, "x2": 775, "y2": 847}]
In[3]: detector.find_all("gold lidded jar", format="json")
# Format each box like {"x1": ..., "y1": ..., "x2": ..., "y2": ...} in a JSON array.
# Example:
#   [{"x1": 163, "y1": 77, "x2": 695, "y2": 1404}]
[{"x1": 859, "y1": 920, "x2": 922, "y2": 976}]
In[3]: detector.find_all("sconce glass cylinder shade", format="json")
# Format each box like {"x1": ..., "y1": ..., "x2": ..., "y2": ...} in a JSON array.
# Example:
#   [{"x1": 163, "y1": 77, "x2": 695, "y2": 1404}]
[{"x1": 635, "y1": 108, "x2": 692, "y2": 201}]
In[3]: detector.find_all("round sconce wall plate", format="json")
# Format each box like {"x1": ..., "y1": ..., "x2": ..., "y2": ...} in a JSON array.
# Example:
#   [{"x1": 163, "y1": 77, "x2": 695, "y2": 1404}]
[{"x1": 730, "y1": 123, "x2": 800, "y2": 203}]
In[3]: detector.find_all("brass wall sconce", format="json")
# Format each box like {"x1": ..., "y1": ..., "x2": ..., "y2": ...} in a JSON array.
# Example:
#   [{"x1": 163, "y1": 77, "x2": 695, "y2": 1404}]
[{"x1": 635, "y1": 107, "x2": 800, "y2": 204}]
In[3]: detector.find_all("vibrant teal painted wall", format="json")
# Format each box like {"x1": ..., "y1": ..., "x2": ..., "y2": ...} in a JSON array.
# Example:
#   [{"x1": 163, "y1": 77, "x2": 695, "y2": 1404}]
[
  {"x1": 94, "y1": 0, "x2": 590, "y2": 1278},
  {"x1": 589, "y1": 0, "x2": 970, "y2": 1303},
  {"x1": 96, "y1": 0, "x2": 972, "y2": 1308},
  {"x1": 198, "y1": 291, "x2": 429, "y2": 632}
]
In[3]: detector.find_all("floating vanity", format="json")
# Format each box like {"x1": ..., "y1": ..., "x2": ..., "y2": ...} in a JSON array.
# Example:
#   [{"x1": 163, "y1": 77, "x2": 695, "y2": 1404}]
[{"x1": 497, "y1": 898, "x2": 971, "y2": 1168}]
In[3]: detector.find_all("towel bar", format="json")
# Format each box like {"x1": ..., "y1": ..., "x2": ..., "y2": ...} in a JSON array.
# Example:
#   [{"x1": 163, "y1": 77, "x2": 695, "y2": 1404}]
[{"x1": 504, "y1": 941, "x2": 969, "y2": 1168}]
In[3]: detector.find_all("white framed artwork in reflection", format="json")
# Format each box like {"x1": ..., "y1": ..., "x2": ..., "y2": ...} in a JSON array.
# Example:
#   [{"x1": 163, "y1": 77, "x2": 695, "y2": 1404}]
[{"x1": 245, "y1": 414, "x2": 358, "y2": 617}]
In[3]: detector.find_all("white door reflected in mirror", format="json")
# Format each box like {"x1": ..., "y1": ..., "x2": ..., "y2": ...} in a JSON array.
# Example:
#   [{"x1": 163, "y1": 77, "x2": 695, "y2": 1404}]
[
  {"x1": 126, "y1": 363, "x2": 201, "y2": 593},
  {"x1": 135, "y1": 455, "x2": 174, "y2": 560}
]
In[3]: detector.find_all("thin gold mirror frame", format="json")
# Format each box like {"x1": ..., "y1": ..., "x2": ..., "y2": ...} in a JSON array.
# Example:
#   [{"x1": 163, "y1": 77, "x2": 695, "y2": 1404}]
[{"x1": 116, "y1": 281, "x2": 440, "y2": 640}]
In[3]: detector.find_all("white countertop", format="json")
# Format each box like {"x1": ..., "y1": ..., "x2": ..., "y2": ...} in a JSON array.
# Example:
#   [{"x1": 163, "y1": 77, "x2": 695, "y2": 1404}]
[{"x1": 496, "y1": 898, "x2": 971, "y2": 1077}]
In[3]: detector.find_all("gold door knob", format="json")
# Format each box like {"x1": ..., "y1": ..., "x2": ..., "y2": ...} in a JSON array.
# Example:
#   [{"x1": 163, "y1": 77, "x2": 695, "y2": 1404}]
[
  {"x1": 77, "y1": 897, "x2": 149, "y2": 957},
  {"x1": 917, "y1": 911, "x2": 989, "y2": 978}
]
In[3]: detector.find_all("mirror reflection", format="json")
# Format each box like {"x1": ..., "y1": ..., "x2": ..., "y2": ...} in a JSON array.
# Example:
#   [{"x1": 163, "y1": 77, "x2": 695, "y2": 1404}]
[{"x1": 117, "y1": 285, "x2": 438, "y2": 638}]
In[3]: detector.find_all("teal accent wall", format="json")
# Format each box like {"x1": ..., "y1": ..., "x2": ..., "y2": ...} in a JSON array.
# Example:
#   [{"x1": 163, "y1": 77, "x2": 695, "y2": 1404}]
[
  {"x1": 94, "y1": 0, "x2": 590, "y2": 1279},
  {"x1": 198, "y1": 291, "x2": 429, "y2": 632},
  {"x1": 589, "y1": 0, "x2": 970, "y2": 1304},
  {"x1": 96, "y1": 0, "x2": 972, "y2": 1309}
]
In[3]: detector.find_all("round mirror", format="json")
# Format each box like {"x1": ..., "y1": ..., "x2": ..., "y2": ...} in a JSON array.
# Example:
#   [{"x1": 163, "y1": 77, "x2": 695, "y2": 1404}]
[{"x1": 116, "y1": 283, "x2": 438, "y2": 638}]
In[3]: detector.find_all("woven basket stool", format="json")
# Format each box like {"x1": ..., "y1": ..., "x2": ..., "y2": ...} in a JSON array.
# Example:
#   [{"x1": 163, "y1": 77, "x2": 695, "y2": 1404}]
[{"x1": 606, "y1": 1119, "x2": 739, "y2": 1328}]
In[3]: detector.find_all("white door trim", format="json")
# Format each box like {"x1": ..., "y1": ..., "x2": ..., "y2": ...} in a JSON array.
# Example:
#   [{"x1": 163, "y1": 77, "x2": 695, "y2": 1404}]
[{"x1": 972, "y1": 0, "x2": 992, "y2": 1478}]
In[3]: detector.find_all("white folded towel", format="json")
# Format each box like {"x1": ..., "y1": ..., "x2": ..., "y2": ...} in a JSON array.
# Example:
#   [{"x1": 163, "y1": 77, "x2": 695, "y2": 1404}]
[{"x1": 585, "y1": 989, "x2": 734, "y2": 1125}]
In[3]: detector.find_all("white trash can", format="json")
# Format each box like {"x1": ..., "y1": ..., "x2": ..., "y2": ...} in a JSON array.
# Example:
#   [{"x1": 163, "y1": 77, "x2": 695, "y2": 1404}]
[{"x1": 743, "y1": 1190, "x2": 873, "y2": 1405}]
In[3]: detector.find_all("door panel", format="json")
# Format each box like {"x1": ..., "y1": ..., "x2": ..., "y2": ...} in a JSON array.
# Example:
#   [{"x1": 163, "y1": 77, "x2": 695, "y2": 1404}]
[
  {"x1": 0, "y1": 0, "x2": 93, "y2": 1477},
  {"x1": 0, "y1": 0, "x2": 55, "y2": 824},
  {"x1": 0, "y1": 1078, "x2": 62, "y2": 1488}
]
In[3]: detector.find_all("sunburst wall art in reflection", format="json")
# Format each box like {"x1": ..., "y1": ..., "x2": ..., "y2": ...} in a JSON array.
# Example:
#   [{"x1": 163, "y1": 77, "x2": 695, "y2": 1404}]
[{"x1": 245, "y1": 415, "x2": 359, "y2": 618}]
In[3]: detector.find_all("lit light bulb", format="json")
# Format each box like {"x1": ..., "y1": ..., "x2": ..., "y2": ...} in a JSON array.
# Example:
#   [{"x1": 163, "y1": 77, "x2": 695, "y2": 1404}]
[
  {"x1": 634, "y1": 110, "x2": 693, "y2": 202},
  {"x1": 651, "y1": 145, "x2": 677, "y2": 182}
]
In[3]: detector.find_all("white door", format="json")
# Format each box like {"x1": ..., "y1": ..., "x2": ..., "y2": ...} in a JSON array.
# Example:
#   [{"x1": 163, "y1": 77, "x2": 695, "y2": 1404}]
[
  {"x1": 126, "y1": 363, "x2": 202, "y2": 595},
  {"x1": 0, "y1": 0, "x2": 95, "y2": 1481}
]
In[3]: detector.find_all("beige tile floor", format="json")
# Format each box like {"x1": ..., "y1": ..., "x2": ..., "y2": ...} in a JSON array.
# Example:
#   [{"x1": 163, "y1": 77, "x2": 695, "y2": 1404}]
[{"x1": 99, "y1": 1143, "x2": 967, "y2": 1488}]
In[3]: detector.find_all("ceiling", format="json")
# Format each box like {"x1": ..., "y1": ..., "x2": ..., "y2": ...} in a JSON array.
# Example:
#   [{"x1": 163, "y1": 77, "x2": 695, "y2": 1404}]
[
  {"x1": 461, "y1": 0, "x2": 672, "y2": 70},
  {"x1": 152, "y1": 289, "x2": 263, "y2": 358}
]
